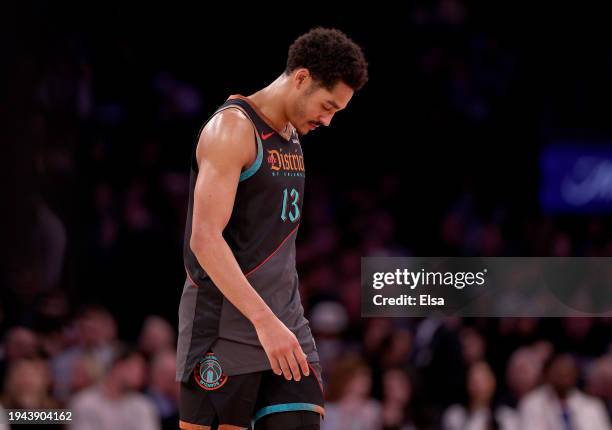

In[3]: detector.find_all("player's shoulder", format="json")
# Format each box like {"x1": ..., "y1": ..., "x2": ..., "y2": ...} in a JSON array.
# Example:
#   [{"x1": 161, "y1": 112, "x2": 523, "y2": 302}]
[
  {"x1": 195, "y1": 106, "x2": 256, "y2": 166},
  {"x1": 202, "y1": 106, "x2": 253, "y2": 141}
]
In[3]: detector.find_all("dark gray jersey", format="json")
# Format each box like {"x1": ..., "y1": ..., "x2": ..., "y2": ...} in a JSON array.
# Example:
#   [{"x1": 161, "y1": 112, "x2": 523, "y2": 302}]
[{"x1": 176, "y1": 95, "x2": 318, "y2": 382}]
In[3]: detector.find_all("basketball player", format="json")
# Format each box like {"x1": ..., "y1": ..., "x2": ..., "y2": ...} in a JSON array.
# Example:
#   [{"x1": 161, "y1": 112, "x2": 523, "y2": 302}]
[{"x1": 176, "y1": 28, "x2": 368, "y2": 430}]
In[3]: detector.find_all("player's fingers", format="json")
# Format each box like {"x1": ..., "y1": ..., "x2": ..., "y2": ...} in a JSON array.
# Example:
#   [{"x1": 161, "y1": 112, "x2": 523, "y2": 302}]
[
  {"x1": 286, "y1": 349, "x2": 302, "y2": 381},
  {"x1": 265, "y1": 352, "x2": 282, "y2": 376},
  {"x1": 278, "y1": 354, "x2": 292, "y2": 381},
  {"x1": 294, "y1": 346, "x2": 310, "y2": 377}
]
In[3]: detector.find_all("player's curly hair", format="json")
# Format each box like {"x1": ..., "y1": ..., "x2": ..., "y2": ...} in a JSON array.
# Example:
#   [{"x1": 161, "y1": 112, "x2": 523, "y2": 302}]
[{"x1": 286, "y1": 27, "x2": 368, "y2": 91}]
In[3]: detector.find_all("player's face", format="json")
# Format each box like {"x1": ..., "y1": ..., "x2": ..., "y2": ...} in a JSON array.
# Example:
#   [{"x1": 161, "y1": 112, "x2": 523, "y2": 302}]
[{"x1": 291, "y1": 80, "x2": 354, "y2": 135}]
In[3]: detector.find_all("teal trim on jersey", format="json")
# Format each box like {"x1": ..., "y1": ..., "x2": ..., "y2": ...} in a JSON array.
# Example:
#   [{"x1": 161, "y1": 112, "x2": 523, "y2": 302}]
[
  {"x1": 239, "y1": 131, "x2": 263, "y2": 181},
  {"x1": 252, "y1": 402, "x2": 324, "y2": 427}
]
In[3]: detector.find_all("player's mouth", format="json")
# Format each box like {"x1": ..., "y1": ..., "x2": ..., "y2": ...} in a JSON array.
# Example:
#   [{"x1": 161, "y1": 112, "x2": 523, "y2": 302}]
[{"x1": 308, "y1": 121, "x2": 320, "y2": 131}]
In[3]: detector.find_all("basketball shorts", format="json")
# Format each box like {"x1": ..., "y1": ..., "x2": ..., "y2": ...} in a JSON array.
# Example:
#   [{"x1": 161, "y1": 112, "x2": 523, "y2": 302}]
[{"x1": 179, "y1": 352, "x2": 325, "y2": 429}]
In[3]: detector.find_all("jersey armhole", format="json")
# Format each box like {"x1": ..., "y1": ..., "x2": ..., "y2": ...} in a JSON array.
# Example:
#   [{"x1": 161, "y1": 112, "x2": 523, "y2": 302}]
[
  {"x1": 193, "y1": 105, "x2": 263, "y2": 181},
  {"x1": 239, "y1": 130, "x2": 263, "y2": 181},
  {"x1": 222, "y1": 105, "x2": 263, "y2": 182}
]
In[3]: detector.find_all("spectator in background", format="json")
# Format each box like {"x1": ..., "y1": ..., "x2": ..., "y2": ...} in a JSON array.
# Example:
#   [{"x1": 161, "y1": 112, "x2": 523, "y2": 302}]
[
  {"x1": 1, "y1": 358, "x2": 57, "y2": 409},
  {"x1": 443, "y1": 361, "x2": 519, "y2": 430},
  {"x1": 501, "y1": 347, "x2": 543, "y2": 409},
  {"x1": 519, "y1": 353, "x2": 610, "y2": 430},
  {"x1": 2, "y1": 359, "x2": 60, "y2": 429},
  {"x1": 322, "y1": 355, "x2": 382, "y2": 430},
  {"x1": 363, "y1": 319, "x2": 393, "y2": 360},
  {"x1": 382, "y1": 368, "x2": 415, "y2": 430},
  {"x1": 51, "y1": 305, "x2": 119, "y2": 403},
  {"x1": 309, "y1": 301, "x2": 350, "y2": 375},
  {"x1": 460, "y1": 326, "x2": 486, "y2": 367},
  {"x1": 586, "y1": 355, "x2": 612, "y2": 419},
  {"x1": 138, "y1": 315, "x2": 176, "y2": 361},
  {"x1": 69, "y1": 353, "x2": 104, "y2": 397},
  {"x1": 381, "y1": 328, "x2": 412, "y2": 370},
  {"x1": 146, "y1": 349, "x2": 179, "y2": 430},
  {"x1": 34, "y1": 289, "x2": 71, "y2": 359},
  {"x1": 69, "y1": 347, "x2": 159, "y2": 430},
  {"x1": 0, "y1": 327, "x2": 40, "y2": 387}
]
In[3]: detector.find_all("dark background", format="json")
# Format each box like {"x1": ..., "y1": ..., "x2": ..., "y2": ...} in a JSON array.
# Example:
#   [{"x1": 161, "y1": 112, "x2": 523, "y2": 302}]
[{"x1": 2, "y1": 2, "x2": 612, "y2": 429}]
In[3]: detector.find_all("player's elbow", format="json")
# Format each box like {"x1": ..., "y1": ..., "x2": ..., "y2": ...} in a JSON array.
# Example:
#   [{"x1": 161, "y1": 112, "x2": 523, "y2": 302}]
[{"x1": 190, "y1": 228, "x2": 223, "y2": 257}]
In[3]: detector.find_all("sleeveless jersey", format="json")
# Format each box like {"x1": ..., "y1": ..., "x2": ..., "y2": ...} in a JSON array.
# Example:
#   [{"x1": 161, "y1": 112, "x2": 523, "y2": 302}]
[{"x1": 176, "y1": 95, "x2": 319, "y2": 381}]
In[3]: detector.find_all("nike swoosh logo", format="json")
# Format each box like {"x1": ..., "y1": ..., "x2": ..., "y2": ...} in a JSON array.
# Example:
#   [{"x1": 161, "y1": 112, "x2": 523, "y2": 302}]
[{"x1": 261, "y1": 132, "x2": 274, "y2": 140}]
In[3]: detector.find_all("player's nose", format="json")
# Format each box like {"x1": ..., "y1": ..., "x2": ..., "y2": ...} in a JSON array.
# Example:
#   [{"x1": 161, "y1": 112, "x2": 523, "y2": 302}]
[{"x1": 319, "y1": 113, "x2": 333, "y2": 127}]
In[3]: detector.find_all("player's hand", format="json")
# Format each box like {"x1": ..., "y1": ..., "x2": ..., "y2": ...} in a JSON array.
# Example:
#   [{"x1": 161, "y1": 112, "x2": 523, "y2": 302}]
[{"x1": 253, "y1": 313, "x2": 310, "y2": 381}]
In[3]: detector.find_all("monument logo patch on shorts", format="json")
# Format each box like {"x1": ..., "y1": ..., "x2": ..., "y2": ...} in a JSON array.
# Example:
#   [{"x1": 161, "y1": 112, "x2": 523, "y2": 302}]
[{"x1": 193, "y1": 352, "x2": 228, "y2": 390}]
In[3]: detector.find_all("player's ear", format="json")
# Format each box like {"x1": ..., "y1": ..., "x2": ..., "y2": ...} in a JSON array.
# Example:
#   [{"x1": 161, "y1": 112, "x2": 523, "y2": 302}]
[{"x1": 294, "y1": 69, "x2": 310, "y2": 89}]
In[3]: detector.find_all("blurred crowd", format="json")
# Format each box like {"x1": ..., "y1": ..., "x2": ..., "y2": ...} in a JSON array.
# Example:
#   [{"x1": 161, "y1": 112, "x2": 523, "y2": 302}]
[
  {"x1": 4, "y1": 1, "x2": 612, "y2": 429},
  {"x1": 315, "y1": 316, "x2": 612, "y2": 429},
  {"x1": 0, "y1": 308, "x2": 611, "y2": 429},
  {"x1": 0, "y1": 308, "x2": 178, "y2": 430}
]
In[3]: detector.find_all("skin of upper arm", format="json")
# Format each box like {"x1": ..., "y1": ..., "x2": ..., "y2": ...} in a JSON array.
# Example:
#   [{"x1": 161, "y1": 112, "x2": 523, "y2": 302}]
[{"x1": 190, "y1": 109, "x2": 256, "y2": 251}]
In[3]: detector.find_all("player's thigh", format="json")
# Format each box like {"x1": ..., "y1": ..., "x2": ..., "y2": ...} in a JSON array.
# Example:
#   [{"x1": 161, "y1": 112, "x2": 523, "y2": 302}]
[{"x1": 254, "y1": 410, "x2": 320, "y2": 430}]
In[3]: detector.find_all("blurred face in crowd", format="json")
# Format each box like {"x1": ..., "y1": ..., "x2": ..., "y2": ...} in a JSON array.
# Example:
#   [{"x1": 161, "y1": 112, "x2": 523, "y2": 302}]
[
  {"x1": 345, "y1": 365, "x2": 372, "y2": 399},
  {"x1": 363, "y1": 318, "x2": 393, "y2": 353},
  {"x1": 383, "y1": 330, "x2": 412, "y2": 368},
  {"x1": 70, "y1": 355, "x2": 101, "y2": 394},
  {"x1": 286, "y1": 70, "x2": 353, "y2": 135},
  {"x1": 5, "y1": 327, "x2": 38, "y2": 361},
  {"x1": 114, "y1": 354, "x2": 147, "y2": 391},
  {"x1": 507, "y1": 348, "x2": 542, "y2": 399},
  {"x1": 586, "y1": 356, "x2": 612, "y2": 399},
  {"x1": 460, "y1": 327, "x2": 485, "y2": 365},
  {"x1": 547, "y1": 354, "x2": 578, "y2": 398},
  {"x1": 138, "y1": 316, "x2": 175, "y2": 357},
  {"x1": 78, "y1": 309, "x2": 117, "y2": 347},
  {"x1": 531, "y1": 340, "x2": 554, "y2": 364},
  {"x1": 150, "y1": 350, "x2": 179, "y2": 400},
  {"x1": 383, "y1": 369, "x2": 412, "y2": 405},
  {"x1": 3, "y1": 359, "x2": 51, "y2": 408},
  {"x1": 468, "y1": 361, "x2": 496, "y2": 406}
]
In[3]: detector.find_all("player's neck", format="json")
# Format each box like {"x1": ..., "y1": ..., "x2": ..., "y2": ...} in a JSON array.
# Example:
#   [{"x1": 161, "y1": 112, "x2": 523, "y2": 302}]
[{"x1": 248, "y1": 75, "x2": 291, "y2": 133}]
